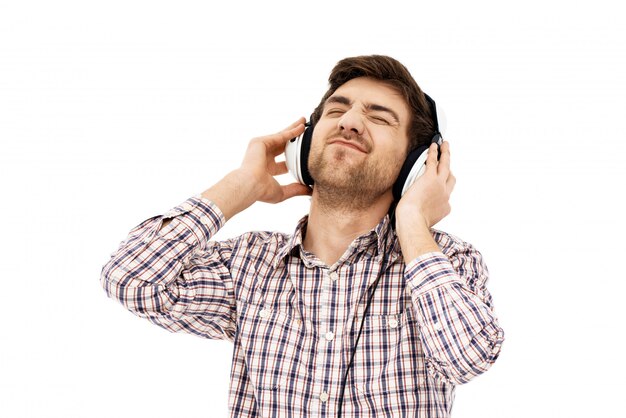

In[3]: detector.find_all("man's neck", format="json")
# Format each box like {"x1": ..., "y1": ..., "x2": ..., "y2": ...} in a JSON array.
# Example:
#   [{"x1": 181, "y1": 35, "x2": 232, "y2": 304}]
[{"x1": 302, "y1": 190, "x2": 393, "y2": 267}]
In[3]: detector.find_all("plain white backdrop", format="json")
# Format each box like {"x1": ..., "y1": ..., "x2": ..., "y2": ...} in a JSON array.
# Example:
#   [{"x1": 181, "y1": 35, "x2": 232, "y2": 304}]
[{"x1": 1, "y1": 1, "x2": 625, "y2": 417}]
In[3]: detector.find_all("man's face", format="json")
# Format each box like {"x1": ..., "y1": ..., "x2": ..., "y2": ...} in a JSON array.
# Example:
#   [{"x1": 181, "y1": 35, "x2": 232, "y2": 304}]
[{"x1": 308, "y1": 77, "x2": 411, "y2": 200}]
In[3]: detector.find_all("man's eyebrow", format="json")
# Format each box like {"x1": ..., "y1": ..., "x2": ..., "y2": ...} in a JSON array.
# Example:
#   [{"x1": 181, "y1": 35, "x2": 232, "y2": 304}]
[
  {"x1": 325, "y1": 95, "x2": 351, "y2": 106},
  {"x1": 325, "y1": 95, "x2": 400, "y2": 124}
]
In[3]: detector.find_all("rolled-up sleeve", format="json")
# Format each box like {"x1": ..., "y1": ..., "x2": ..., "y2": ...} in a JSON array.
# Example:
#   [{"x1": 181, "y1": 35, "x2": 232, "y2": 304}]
[
  {"x1": 405, "y1": 236, "x2": 504, "y2": 385},
  {"x1": 100, "y1": 196, "x2": 237, "y2": 341}
]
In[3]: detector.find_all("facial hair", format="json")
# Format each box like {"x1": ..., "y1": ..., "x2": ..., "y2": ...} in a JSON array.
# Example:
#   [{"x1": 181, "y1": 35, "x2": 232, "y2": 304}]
[{"x1": 308, "y1": 133, "x2": 402, "y2": 212}]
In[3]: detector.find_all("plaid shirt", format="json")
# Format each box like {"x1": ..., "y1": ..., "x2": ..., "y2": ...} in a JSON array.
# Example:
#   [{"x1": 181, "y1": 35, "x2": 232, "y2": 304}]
[{"x1": 101, "y1": 196, "x2": 504, "y2": 417}]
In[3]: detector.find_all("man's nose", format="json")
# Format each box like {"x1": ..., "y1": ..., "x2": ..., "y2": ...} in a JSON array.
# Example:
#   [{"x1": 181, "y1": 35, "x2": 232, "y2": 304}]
[{"x1": 338, "y1": 109, "x2": 364, "y2": 136}]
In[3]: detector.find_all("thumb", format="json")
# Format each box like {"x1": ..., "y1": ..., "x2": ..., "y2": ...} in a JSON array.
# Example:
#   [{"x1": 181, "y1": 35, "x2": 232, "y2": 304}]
[{"x1": 280, "y1": 183, "x2": 312, "y2": 201}]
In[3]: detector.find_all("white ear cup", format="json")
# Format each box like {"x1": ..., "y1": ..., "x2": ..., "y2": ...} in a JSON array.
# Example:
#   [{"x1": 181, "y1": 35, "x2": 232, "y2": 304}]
[
  {"x1": 400, "y1": 148, "x2": 429, "y2": 197},
  {"x1": 285, "y1": 134, "x2": 304, "y2": 184}
]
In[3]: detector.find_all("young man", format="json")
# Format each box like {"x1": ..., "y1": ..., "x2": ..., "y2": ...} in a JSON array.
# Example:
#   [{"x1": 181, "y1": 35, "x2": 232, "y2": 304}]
[{"x1": 101, "y1": 55, "x2": 504, "y2": 417}]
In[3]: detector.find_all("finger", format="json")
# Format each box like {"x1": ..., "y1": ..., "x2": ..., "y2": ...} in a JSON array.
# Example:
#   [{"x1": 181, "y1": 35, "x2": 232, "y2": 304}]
[
  {"x1": 425, "y1": 143, "x2": 439, "y2": 174},
  {"x1": 269, "y1": 160, "x2": 288, "y2": 176},
  {"x1": 438, "y1": 141, "x2": 451, "y2": 177},
  {"x1": 283, "y1": 117, "x2": 306, "y2": 131},
  {"x1": 263, "y1": 122, "x2": 307, "y2": 156},
  {"x1": 446, "y1": 171, "x2": 456, "y2": 192},
  {"x1": 281, "y1": 183, "x2": 312, "y2": 200}
]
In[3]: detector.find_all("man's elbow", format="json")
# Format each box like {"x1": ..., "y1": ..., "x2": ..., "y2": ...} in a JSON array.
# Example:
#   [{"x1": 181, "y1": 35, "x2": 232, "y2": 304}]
[
  {"x1": 428, "y1": 327, "x2": 505, "y2": 385},
  {"x1": 99, "y1": 261, "x2": 151, "y2": 313}
]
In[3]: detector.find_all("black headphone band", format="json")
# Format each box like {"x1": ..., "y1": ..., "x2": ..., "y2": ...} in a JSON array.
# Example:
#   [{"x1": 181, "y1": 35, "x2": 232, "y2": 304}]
[
  {"x1": 423, "y1": 93, "x2": 440, "y2": 135},
  {"x1": 300, "y1": 122, "x2": 315, "y2": 186}
]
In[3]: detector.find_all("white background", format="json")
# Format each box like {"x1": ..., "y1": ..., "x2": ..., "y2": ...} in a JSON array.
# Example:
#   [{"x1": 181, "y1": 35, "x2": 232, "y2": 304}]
[{"x1": 1, "y1": 0, "x2": 625, "y2": 417}]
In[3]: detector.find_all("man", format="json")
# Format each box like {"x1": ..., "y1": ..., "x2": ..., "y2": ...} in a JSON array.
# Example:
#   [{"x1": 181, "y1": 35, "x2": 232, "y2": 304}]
[{"x1": 101, "y1": 55, "x2": 504, "y2": 417}]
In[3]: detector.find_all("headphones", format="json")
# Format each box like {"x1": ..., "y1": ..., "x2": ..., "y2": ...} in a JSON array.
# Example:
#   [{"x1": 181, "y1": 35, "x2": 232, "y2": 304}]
[{"x1": 284, "y1": 93, "x2": 446, "y2": 200}]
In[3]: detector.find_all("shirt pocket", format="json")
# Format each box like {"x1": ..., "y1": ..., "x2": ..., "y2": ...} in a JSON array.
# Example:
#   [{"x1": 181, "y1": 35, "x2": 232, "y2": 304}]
[
  {"x1": 238, "y1": 302, "x2": 306, "y2": 391},
  {"x1": 352, "y1": 307, "x2": 422, "y2": 395}
]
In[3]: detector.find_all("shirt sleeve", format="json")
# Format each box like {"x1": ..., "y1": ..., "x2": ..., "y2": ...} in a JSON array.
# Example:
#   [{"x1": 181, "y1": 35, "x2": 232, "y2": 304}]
[
  {"x1": 100, "y1": 195, "x2": 237, "y2": 341},
  {"x1": 404, "y1": 235, "x2": 505, "y2": 385}
]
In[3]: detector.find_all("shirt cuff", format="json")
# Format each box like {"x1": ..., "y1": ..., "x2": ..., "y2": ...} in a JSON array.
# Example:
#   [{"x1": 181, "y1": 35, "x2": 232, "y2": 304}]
[
  {"x1": 157, "y1": 195, "x2": 226, "y2": 249},
  {"x1": 404, "y1": 252, "x2": 464, "y2": 295}
]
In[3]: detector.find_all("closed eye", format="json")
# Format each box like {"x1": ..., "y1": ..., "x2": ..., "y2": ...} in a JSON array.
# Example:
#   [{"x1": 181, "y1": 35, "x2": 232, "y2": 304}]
[
  {"x1": 370, "y1": 115, "x2": 390, "y2": 125},
  {"x1": 326, "y1": 108, "x2": 345, "y2": 117}
]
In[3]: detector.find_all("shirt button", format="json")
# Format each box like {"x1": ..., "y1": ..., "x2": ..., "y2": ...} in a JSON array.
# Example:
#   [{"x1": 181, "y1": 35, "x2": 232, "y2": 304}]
[
  {"x1": 325, "y1": 331, "x2": 334, "y2": 341},
  {"x1": 259, "y1": 309, "x2": 270, "y2": 319},
  {"x1": 433, "y1": 321, "x2": 443, "y2": 331},
  {"x1": 182, "y1": 203, "x2": 192, "y2": 211},
  {"x1": 200, "y1": 216, "x2": 211, "y2": 225},
  {"x1": 388, "y1": 319, "x2": 398, "y2": 328},
  {"x1": 319, "y1": 392, "x2": 329, "y2": 402},
  {"x1": 329, "y1": 272, "x2": 339, "y2": 281}
]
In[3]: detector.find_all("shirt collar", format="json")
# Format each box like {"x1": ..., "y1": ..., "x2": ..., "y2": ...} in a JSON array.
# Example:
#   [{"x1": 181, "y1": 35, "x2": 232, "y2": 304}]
[
  {"x1": 273, "y1": 213, "x2": 401, "y2": 269},
  {"x1": 273, "y1": 215, "x2": 308, "y2": 267}
]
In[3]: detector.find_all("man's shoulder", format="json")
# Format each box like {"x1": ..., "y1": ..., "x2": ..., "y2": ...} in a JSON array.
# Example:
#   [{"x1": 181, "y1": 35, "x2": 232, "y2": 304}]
[
  {"x1": 430, "y1": 228, "x2": 480, "y2": 257},
  {"x1": 230, "y1": 216, "x2": 306, "y2": 253},
  {"x1": 228, "y1": 230, "x2": 292, "y2": 252}
]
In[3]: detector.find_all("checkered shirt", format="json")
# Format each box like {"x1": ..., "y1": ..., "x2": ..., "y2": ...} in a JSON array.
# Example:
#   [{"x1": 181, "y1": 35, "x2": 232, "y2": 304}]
[{"x1": 101, "y1": 196, "x2": 504, "y2": 417}]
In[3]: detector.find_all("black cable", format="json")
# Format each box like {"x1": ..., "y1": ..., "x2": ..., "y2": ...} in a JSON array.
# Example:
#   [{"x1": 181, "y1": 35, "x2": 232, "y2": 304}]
[{"x1": 336, "y1": 208, "x2": 396, "y2": 417}]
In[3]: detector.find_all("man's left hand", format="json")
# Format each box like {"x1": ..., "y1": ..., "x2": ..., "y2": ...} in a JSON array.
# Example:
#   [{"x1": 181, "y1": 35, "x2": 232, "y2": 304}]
[{"x1": 395, "y1": 141, "x2": 456, "y2": 259}]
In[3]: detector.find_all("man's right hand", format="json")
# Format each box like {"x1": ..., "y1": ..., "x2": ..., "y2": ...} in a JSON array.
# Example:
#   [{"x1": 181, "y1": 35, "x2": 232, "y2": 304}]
[{"x1": 200, "y1": 118, "x2": 312, "y2": 221}]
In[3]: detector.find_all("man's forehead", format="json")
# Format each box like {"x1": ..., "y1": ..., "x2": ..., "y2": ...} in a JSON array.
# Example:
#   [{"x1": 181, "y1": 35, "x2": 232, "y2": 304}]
[{"x1": 331, "y1": 77, "x2": 403, "y2": 101}]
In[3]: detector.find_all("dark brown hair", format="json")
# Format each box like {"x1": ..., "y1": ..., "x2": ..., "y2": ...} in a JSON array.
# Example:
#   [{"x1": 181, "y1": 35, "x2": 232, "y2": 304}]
[{"x1": 311, "y1": 55, "x2": 434, "y2": 151}]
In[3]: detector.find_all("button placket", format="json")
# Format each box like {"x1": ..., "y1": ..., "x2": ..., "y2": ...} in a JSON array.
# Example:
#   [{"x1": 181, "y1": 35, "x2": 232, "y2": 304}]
[{"x1": 315, "y1": 267, "x2": 341, "y2": 405}]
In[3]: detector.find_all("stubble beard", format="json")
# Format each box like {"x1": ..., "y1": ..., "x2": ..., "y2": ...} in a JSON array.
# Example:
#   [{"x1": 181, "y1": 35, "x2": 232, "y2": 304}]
[{"x1": 309, "y1": 145, "x2": 399, "y2": 213}]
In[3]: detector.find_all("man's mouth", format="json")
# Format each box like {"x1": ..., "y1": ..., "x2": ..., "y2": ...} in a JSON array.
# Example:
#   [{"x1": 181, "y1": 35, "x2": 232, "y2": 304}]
[{"x1": 328, "y1": 139, "x2": 368, "y2": 153}]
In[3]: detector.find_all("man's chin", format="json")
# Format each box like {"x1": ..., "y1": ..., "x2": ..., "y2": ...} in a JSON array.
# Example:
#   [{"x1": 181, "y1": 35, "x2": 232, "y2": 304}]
[
  {"x1": 323, "y1": 149, "x2": 366, "y2": 170},
  {"x1": 312, "y1": 167, "x2": 367, "y2": 191}
]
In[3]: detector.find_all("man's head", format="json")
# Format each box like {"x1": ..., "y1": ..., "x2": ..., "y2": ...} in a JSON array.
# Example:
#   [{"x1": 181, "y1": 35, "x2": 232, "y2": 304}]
[
  {"x1": 306, "y1": 55, "x2": 434, "y2": 210},
  {"x1": 311, "y1": 55, "x2": 434, "y2": 153}
]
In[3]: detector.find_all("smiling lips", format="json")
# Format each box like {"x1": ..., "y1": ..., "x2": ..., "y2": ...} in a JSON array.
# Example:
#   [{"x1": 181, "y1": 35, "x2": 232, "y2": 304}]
[{"x1": 328, "y1": 139, "x2": 368, "y2": 153}]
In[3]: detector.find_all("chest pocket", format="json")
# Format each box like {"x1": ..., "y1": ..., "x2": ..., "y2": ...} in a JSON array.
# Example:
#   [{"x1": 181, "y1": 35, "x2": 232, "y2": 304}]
[
  {"x1": 352, "y1": 307, "x2": 423, "y2": 395},
  {"x1": 237, "y1": 302, "x2": 307, "y2": 391}
]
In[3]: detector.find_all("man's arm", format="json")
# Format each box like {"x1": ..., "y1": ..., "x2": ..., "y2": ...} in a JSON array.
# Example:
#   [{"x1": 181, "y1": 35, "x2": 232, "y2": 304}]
[
  {"x1": 395, "y1": 141, "x2": 504, "y2": 384},
  {"x1": 101, "y1": 197, "x2": 238, "y2": 340},
  {"x1": 403, "y1": 237, "x2": 504, "y2": 384},
  {"x1": 202, "y1": 117, "x2": 311, "y2": 220},
  {"x1": 101, "y1": 118, "x2": 311, "y2": 338}
]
